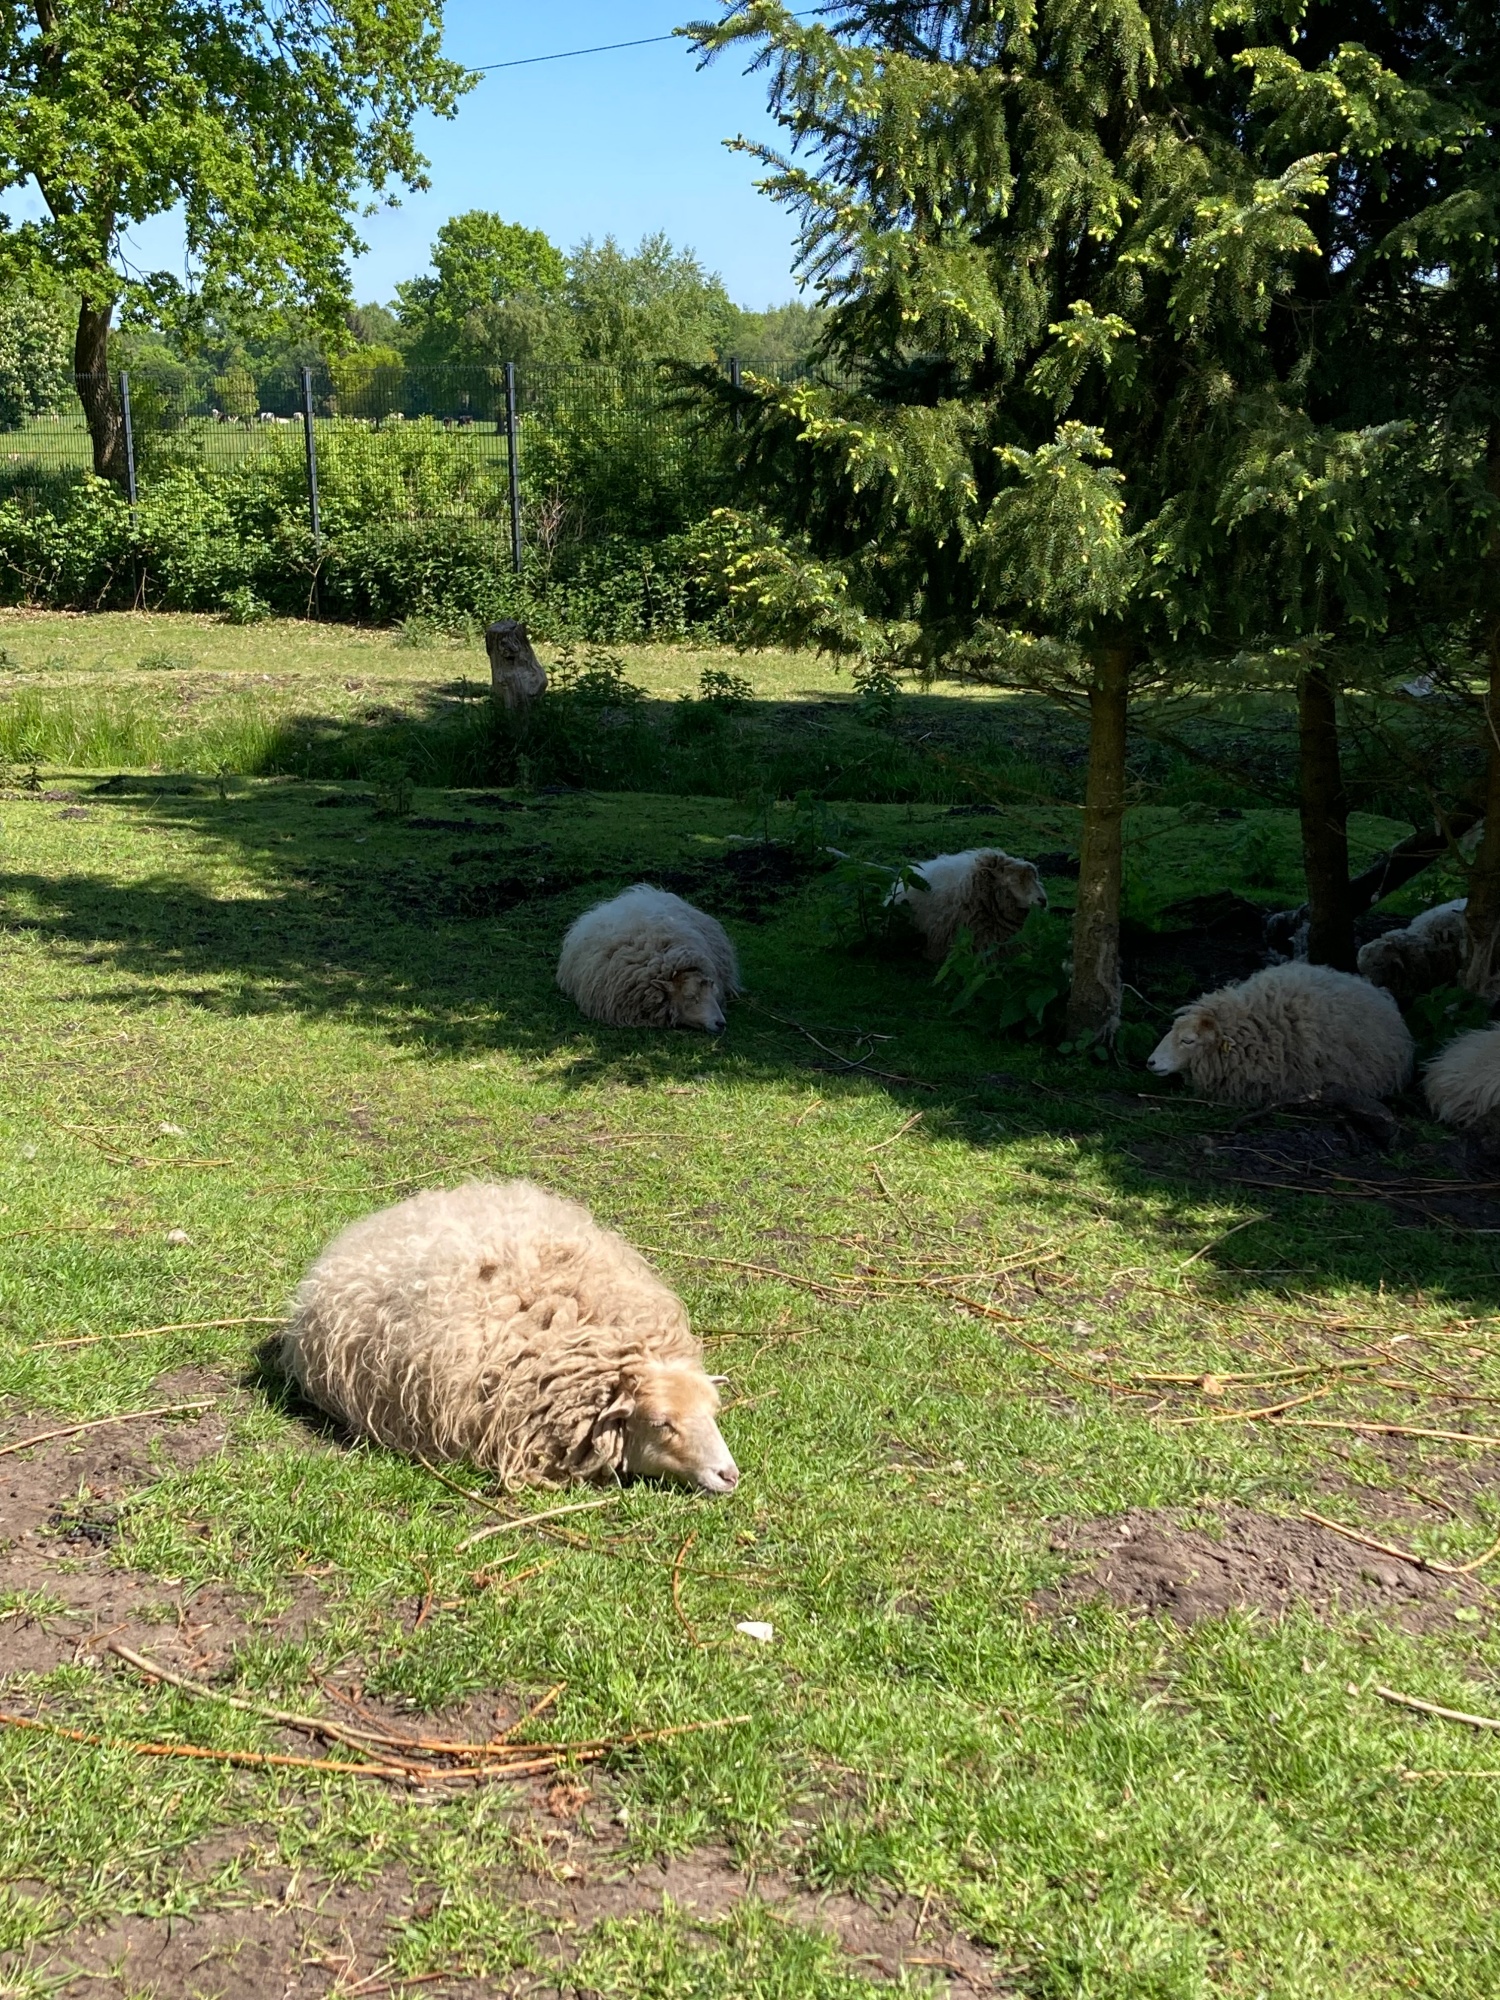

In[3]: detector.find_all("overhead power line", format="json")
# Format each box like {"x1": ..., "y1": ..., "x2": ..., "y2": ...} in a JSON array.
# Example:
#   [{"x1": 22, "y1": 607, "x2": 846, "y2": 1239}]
[
  {"x1": 472, "y1": 10, "x2": 834, "y2": 73},
  {"x1": 474, "y1": 33, "x2": 678, "y2": 71}
]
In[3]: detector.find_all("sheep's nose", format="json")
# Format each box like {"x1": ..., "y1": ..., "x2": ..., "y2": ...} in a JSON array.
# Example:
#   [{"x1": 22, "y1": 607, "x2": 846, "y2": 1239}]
[{"x1": 719, "y1": 1462, "x2": 740, "y2": 1490}]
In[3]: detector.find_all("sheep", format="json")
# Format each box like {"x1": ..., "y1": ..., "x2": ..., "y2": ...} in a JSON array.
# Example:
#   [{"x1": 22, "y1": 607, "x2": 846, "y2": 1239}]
[
  {"x1": 888, "y1": 848, "x2": 1048, "y2": 961},
  {"x1": 557, "y1": 885, "x2": 738, "y2": 1031},
  {"x1": 282, "y1": 1179, "x2": 740, "y2": 1493},
  {"x1": 1423, "y1": 1025, "x2": 1500, "y2": 1128},
  {"x1": 1357, "y1": 898, "x2": 1467, "y2": 1007},
  {"x1": 1146, "y1": 961, "x2": 1414, "y2": 1108}
]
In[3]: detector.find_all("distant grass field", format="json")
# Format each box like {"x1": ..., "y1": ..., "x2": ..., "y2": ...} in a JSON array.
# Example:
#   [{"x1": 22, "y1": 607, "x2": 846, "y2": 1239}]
[{"x1": 0, "y1": 616, "x2": 1496, "y2": 1999}]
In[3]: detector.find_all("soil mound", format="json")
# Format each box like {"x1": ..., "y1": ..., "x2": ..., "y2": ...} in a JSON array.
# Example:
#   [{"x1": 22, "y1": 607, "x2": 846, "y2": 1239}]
[{"x1": 1045, "y1": 1504, "x2": 1481, "y2": 1633}]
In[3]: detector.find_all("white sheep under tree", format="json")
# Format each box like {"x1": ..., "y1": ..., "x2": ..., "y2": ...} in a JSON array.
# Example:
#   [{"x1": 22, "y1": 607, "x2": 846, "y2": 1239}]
[
  {"x1": 1356, "y1": 899, "x2": 1467, "y2": 1008},
  {"x1": 281, "y1": 1180, "x2": 740, "y2": 1492},
  {"x1": 1424, "y1": 1025, "x2": 1500, "y2": 1130},
  {"x1": 557, "y1": 885, "x2": 739, "y2": 1031},
  {"x1": 1147, "y1": 962, "x2": 1415, "y2": 1108},
  {"x1": 888, "y1": 848, "x2": 1048, "y2": 961}
]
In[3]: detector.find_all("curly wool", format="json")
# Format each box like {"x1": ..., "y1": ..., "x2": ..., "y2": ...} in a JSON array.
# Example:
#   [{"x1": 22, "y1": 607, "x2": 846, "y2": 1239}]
[
  {"x1": 281, "y1": 1180, "x2": 704, "y2": 1488},
  {"x1": 1424, "y1": 1025, "x2": 1500, "y2": 1128},
  {"x1": 1150, "y1": 962, "x2": 1414, "y2": 1108},
  {"x1": 890, "y1": 849, "x2": 1048, "y2": 961},
  {"x1": 1357, "y1": 899, "x2": 1467, "y2": 1008},
  {"x1": 556, "y1": 885, "x2": 739, "y2": 1027}
]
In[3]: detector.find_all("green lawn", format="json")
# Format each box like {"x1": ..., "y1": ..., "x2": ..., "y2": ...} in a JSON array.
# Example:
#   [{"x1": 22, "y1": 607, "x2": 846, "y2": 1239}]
[{"x1": 0, "y1": 617, "x2": 1497, "y2": 1999}]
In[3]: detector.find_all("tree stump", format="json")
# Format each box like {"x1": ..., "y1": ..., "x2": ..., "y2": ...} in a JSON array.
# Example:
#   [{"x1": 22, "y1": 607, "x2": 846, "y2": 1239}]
[{"x1": 485, "y1": 620, "x2": 547, "y2": 712}]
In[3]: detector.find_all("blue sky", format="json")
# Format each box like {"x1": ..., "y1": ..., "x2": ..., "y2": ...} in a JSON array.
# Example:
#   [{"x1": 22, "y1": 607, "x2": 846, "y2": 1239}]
[{"x1": 105, "y1": 4, "x2": 809, "y2": 316}]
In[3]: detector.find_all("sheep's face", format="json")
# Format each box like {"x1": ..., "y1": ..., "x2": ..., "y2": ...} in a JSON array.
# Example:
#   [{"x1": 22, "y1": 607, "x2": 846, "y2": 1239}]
[
  {"x1": 1148, "y1": 1006, "x2": 1216, "y2": 1076},
  {"x1": 667, "y1": 968, "x2": 726, "y2": 1034},
  {"x1": 621, "y1": 1363, "x2": 739, "y2": 1493},
  {"x1": 995, "y1": 857, "x2": 1048, "y2": 916}
]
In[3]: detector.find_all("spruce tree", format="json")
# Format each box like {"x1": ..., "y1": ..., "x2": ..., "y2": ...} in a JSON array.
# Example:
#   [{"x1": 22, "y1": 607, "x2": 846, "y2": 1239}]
[{"x1": 694, "y1": 0, "x2": 1470, "y2": 1037}]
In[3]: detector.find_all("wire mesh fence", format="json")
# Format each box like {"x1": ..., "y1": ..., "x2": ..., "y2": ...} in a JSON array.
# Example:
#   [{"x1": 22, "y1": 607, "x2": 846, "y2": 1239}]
[{"x1": 0, "y1": 359, "x2": 766, "y2": 559}]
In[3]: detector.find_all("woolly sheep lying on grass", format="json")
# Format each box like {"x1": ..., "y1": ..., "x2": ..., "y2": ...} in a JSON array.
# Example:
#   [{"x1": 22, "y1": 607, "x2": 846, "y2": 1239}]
[
  {"x1": 1424, "y1": 1025, "x2": 1500, "y2": 1128},
  {"x1": 282, "y1": 1180, "x2": 740, "y2": 1493},
  {"x1": 1356, "y1": 899, "x2": 1467, "y2": 1008},
  {"x1": 887, "y1": 848, "x2": 1047, "y2": 961},
  {"x1": 1147, "y1": 962, "x2": 1414, "y2": 1108},
  {"x1": 557, "y1": 885, "x2": 738, "y2": 1031}
]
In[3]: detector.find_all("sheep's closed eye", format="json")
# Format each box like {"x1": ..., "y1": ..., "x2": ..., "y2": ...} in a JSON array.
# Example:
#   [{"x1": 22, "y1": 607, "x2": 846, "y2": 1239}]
[{"x1": 654, "y1": 1417, "x2": 678, "y2": 1437}]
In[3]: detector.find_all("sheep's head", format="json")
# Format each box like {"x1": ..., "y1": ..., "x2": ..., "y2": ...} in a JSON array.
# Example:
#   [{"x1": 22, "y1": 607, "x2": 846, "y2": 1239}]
[
  {"x1": 1148, "y1": 1004, "x2": 1219, "y2": 1077},
  {"x1": 611, "y1": 1360, "x2": 739, "y2": 1493},
  {"x1": 970, "y1": 853, "x2": 1048, "y2": 936},
  {"x1": 666, "y1": 965, "x2": 727, "y2": 1034}
]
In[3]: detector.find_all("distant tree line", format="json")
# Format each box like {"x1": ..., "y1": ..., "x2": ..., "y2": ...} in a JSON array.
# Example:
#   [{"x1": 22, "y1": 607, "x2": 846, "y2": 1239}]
[{"x1": 0, "y1": 209, "x2": 824, "y2": 427}]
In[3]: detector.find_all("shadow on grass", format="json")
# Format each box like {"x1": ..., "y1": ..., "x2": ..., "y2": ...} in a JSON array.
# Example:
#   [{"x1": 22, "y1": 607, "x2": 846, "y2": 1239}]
[
  {"x1": 244, "y1": 681, "x2": 1087, "y2": 808},
  {"x1": 3, "y1": 776, "x2": 1496, "y2": 1310}
]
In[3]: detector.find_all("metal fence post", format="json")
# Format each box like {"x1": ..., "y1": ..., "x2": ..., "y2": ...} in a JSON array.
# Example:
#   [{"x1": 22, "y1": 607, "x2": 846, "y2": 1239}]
[
  {"x1": 729, "y1": 354, "x2": 742, "y2": 432},
  {"x1": 504, "y1": 361, "x2": 522, "y2": 575},
  {"x1": 301, "y1": 366, "x2": 322, "y2": 548},
  {"x1": 119, "y1": 372, "x2": 138, "y2": 512}
]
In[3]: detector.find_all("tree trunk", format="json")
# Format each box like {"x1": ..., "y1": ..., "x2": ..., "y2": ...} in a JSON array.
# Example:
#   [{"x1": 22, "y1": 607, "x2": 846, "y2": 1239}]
[
  {"x1": 74, "y1": 297, "x2": 128, "y2": 486},
  {"x1": 1463, "y1": 427, "x2": 1500, "y2": 996},
  {"x1": 1065, "y1": 643, "x2": 1131, "y2": 1044},
  {"x1": 1296, "y1": 665, "x2": 1356, "y2": 969}
]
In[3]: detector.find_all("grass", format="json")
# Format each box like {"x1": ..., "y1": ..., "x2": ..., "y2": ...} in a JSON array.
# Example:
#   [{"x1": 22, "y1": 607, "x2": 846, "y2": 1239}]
[{"x1": 0, "y1": 614, "x2": 1497, "y2": 1997}]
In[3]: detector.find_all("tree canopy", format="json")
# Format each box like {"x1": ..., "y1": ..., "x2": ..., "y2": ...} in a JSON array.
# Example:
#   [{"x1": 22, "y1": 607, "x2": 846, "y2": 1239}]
[
  {"x1": 0, "y1": 0, "x2": 472, "y2": 476},
  {"x1": 395, "y1": 210, "x2": 566, "y2": 368},
  {"x1": 391, "y1": 221, "x2": 742, "y2": 372},
  {"x1": 0, "y1": 281, "x2": 71, "y2": 430}
]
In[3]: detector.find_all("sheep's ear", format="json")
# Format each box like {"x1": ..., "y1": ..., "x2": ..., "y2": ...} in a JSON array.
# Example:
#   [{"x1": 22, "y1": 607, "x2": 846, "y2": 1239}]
[{"x1": 589, "y1": 1390, "x2": 634, "y2": 1464}]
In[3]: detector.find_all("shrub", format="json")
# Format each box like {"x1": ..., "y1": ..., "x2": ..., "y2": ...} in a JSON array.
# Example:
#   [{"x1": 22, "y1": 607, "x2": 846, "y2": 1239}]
[
  {"x1": 0, "y1": 426, "x2": 733, "y2": 642},
  {"x1": 219, "y1": 585, "x2": 271, "y2": 625},
  {"x1": 935, "y1": 907, "x2": 1074, "y2": 1039}
]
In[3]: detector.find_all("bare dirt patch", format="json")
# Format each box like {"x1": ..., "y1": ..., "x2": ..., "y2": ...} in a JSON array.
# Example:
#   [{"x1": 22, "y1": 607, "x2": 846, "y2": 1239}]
[
  {"x1": 0, "y1": 1381, "x2": 325, "y2": 1680},
  {"x1": 1044, "y1": 1504, "x2": 1486, "y2": 1632},
  {"x1": 9, "y1": 1864, "x2": 424, "y2": 2000},
  {"x1": 12, "y1": 1837, "x2": 1002, "y2": 1998}
]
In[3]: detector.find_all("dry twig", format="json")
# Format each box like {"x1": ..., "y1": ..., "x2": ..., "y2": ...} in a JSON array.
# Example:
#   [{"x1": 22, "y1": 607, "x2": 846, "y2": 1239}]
[
  {"x1": 0, "y1": 1401, "x2": 215, "y2": 1459},
  {"x1": 1304, "y1": 1512, "x2": 1500, "y2": 1577},
  {"x1": 457, "y1": 1493, "x2": 620, "y2": 1552},
  {"x1": 640, "y1": 1244, "x2": 848, "y2": 1300},
  {"x1": 28, "y1": 1315, "x2": 281, "y2": 1353},
  {"x1": 671, "y1": 1528, "x2": 700, "y2": 1645},
  {"x1": 1374, "y1": 1686, "x2": 1500, "y2": 1732}
]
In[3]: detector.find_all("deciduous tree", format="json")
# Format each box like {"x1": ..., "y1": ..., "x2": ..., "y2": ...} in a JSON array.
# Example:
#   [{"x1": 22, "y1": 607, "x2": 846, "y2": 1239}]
[{"x1": 0, "y1": 0, "x2": 471, "y2": 480}]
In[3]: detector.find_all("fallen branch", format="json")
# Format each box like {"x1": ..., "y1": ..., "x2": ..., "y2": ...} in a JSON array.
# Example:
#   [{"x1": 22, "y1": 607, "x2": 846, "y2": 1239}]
[
  {"x1": 70, "y1": 1643, "x2": 750, "y2": 1785},
  {"x1": 1374, "y1": 1686, "x2": 1500, "y2": 1732},
  {"x1": 458, "y1": 1493, "x2": 620, "y2": 1552},
  {"x1": 671, "y1": 1528, "x2": 700, "y2": 1645},
  {"x1": 639, "y1": 1244, "x2": 849, "y2": 1301},
  {"x1": 28, "y1": 1316, "x2": 282, "y2": 1353},
  {"x1": 0, "y1": 1709, "x2": 412, "y2": 1779},
  {"x1": 1179, "y1": 1214, "x2": 1271, "y2": 1267},
  {"x1": 743, "y1": 999, "x2": 938, "y2": 1090},
  {"x1": 0, "y1": 1401, "x2": 215, "y2": 1459},
  {"x1": 1304, "y1": 1512, "x2": 1500, "y2": 1577},
  {"x1": 867, "y1": 1112, "x2": 925, "y2": 1153},
  {"x1": 943, "y1": 1293, "x2": 1156, "y2": 1396},
  {"x1": 1164, "y1": 1387, "x2": 1334, "y2": 1426},
  {"x1": 1276, "y1": 1418, "x2": 1500, "y2": 1449}
]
